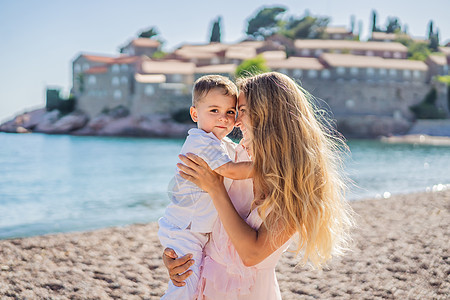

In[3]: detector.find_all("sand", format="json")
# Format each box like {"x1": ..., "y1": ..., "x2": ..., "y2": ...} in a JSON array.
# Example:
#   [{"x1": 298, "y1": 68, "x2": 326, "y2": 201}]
[{"x1": 0, "y1": 190, "x2": 449, "y2": 299}]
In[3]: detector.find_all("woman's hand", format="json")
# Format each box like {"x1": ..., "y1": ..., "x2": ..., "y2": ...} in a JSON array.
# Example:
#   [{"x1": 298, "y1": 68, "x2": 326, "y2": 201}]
[
  {"x1": 162, "y1": 248, "x2": 194, "y2": 287},
  {"x1": 177, "y1": 153, "x2": 224, "y2": 194}
]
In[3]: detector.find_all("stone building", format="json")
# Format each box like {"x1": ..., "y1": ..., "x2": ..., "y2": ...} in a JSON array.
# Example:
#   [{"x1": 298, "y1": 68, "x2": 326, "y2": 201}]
[
  {"x1": 69, "y1": 36, "x2": 449, "y2": 121},
  {"x1": 324, "y1": 26, "x2": 354, "y2": 40},
  {"x1": 294, "y1": 40, "x2": 408, "y2": 59}
]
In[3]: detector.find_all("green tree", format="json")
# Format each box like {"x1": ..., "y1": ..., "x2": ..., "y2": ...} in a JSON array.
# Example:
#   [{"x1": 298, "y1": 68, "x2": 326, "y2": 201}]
[
  {"x1": 246, "y1": 6, "x2": 287, "y2": 39},
  {"x1": 139, "y1": 27, "x2": 159, "y2": 38},
  {"x1": 385, "y1": 17, "x2": 401, "y2": 33},
  {"x1": 235, "y1": 55, "x2": 270, "y2": 78},
  {"x1": 408, "y1": 41, "x2": 431, "y2": 61},
  {"x1": 371, "y1": 10, "x2": 379, "y2": 32},
  {"x1": 429, "y1": 29, "x2": 440, "y2": 51},
  {"x1": 428, "y1": 20, "x2": 434, "y2": 39},
  {"x1": 210, "y1": 16, "x2": 222, "y2": 43},
  {"x1": 410, "y1": 87, "x2": 446, "y2": 119},
  {"x1": 282, "y1": 15, "x2": 329, "y2": 39}
]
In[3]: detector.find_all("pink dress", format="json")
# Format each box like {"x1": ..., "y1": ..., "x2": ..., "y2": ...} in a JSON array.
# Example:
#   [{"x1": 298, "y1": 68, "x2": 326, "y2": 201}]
[{"x1": 197, "y1": 145, "x2": 291, "y2": 299}]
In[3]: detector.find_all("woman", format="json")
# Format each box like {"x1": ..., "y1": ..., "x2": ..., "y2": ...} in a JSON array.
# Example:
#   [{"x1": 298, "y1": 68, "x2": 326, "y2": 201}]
[{"x1": 164, "y1": 72, "x2": 353, "y2": 299}]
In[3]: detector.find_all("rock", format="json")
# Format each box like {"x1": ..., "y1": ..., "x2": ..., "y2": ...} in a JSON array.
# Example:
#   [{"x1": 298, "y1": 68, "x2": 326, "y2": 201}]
[{"x1": 50, "y1": 112, "x2": 89, "y2": 133}]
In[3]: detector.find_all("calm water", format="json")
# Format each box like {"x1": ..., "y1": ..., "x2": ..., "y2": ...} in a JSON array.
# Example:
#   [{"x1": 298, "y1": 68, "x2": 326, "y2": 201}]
[{"x1": 0, "y1": 132, "x2": 449, "y2": 239}]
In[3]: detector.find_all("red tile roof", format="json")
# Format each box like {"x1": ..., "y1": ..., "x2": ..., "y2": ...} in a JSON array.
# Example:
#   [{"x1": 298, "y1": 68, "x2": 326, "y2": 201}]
[
  {"x1": 85, "y1": 66, "x2": 108, "y2": 74},
  {"x1": 82, "y1": 55, "x2": 116, "y2": 64}
]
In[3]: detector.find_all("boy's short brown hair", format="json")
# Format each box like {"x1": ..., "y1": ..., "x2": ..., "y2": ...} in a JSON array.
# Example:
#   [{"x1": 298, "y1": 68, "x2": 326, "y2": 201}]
[{"x1": 192, "y1": 75, "x2": 238, "y2": 106}]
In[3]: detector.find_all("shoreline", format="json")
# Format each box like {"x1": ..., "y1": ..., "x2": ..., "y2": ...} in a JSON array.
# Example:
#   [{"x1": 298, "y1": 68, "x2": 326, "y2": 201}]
[
  {"x1": 380, "y1": 134, "x2": 450, "y2": 146},
  {"x1": 1, "y1": 190, "x2": 449, "y2": 299}
]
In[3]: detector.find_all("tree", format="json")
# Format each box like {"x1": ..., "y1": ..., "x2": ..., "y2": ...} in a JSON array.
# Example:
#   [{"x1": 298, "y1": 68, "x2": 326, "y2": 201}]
[
  {"x1": 371, "y1": 10, "x2": 378, "y2": 32},
  {"x1": 429, "y1": 30, "x2": 440, "y2": 51},
  {"x1": 385, "y1": 17, "x2": 401, "y2": 33},
  {"x1": 138, "y1": 27, "x2": 159, "y2": 38},
  {"x1": 235, "y1": 55, "x2": 270, "y2": 78},
  {"x1": 428, "y1": 20, "x2": 434, "y2": 39},
  {"x1": 410, "y1": 87, "x2": 446, "y2": 119},
  {"x1": 210, "y1": 16, "x2": 222, "y2": 43},
  {"x1": 282, "y1": 15, "x2": 330, "y2": 39},
  {"x1": 408, "y1": 41, "x2": 431, "y2": 61},
  {"x1": 246, "y1": 6, "x2": 287, "y2": 39}
]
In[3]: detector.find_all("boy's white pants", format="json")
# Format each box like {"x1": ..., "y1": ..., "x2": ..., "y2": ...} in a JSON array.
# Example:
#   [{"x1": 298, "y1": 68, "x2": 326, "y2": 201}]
[{"x1": 158, "y1": 216, "x2": 209, "y2": 300}]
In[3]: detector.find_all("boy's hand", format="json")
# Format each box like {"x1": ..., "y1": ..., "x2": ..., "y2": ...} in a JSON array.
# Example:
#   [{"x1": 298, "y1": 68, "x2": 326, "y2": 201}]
[{"x1": 162, "y1": 248, "x2": 194, "y2": 287}]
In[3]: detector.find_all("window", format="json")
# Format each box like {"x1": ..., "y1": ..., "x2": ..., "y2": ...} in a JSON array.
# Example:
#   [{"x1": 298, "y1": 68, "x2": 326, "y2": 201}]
[
  {"x1": 74, "y1": 64, "x2": 81, "y2": 72},
  {"x1": 314, "y1": 49, "x2": 323, "y2": 56},
  {"x1": 279, "y1": 68, "x2": 288, "y2": 75},
  {"x1": 345, "y1": 99, "x2": 355, "y2": 108},
  {"x1": 403, "y1": 70, "x2": 411, "y2": 78},
  {"x1": 301, "y1": 49, "x2": 310, "y2": 56},
  {"x1": 211, "y1": 57, "x2": 220, "y2": 65},
  {"x1": 121, "y1": 64, "x2": 129, "y2": 72},
  {"x1": 383, "y1": 51, "x2": 391, "y2": 58},
  {"x1": 112, "y1": 64, "x2": 120, "y2": 73},
  {"x1": 389, "y1": 69, "x2": 397, "y2": 77},
  {"x1": 83, "y1": 63, "x2": 90, "y2": 71},
  {"x1": 114, "y1": 90, "x2": 122, "y2": 100},
  {"x1": 121, "y1": 76, "x2": 128, "y2": 84},
  {"x1": 307, "y1": 70, "x2": 318, "y2": 78},
  {"x1": 336, "y1": 67, "x2": 346, "y2": 75},
  {"x1": 112, "y1": 77, "x2": 120, "y2": 86},
  {"x1": 413, "y1": 70, "x2": 421, "y2": 79},
  {"x1": 293, "y1": 69, "x2": 302, "y2": 78},
  {"x1": 321, "y1": 69, "x2": 331, "y2": 79},
  {"x1": 350, "y1": 67, "x2": 358, "y2": 76},
  {"x1": 366, "y1": 68, "x2": 375, "y2": 76},
  {"x1": 172, "y1": 74, "x2": 182, "y2": 82},
  {"x1": 393, "y1": 52, "x2": 402, "y2": 59},
  {"x1": 88, "y1": 75, "x2": 96, "y2": 85},
  {"x1": 379, "y1": 68, "x2": 387, "y2": 76},
  {"x1": 145, "y1": 85, "x2": 155, "y2": 96},
  {"x1": 366, "y1": 51, "x2": 374, "y2": 56}
]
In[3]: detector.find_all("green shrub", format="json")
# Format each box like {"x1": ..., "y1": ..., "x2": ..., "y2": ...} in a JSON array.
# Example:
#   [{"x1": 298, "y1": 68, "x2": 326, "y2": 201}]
[
  {"x1": 235, "y1": 55, "x2": 270, "y2": 78},
  {"x1": 410, "y1": 87, "x2": 446, "y2": 119},
  {"x1": 171, "y1": 108, "x2": 195, "y2": 124}
]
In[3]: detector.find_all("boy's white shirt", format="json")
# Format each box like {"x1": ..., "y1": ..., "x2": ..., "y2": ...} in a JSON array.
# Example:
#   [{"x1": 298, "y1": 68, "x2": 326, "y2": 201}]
[{"x1": 164, "y1": 128, "x2": 235, "y2": 233}]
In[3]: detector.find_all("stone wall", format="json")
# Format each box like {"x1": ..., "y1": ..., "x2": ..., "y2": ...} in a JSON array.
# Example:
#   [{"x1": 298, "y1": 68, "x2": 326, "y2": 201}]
[{"x1": 300, "y1": 79, "x2": 430, "y2": 120}]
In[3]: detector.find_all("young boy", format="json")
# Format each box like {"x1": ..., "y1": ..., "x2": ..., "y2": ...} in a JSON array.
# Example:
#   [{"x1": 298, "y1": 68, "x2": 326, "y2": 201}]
[{"x1": 158, "y1": 75, "x2": 252, "y2": 299}]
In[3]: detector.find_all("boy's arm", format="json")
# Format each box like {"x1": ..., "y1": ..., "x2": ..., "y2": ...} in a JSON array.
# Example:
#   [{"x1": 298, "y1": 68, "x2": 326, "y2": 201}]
[{"x1": 214, "y1": 161, "x2": 253, "y2": 180}]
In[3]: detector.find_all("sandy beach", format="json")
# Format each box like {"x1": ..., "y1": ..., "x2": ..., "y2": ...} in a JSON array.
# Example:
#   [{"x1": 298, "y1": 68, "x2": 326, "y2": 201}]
[{"x1": 0, "y1": 190, "x2": 448, "y2": 299}]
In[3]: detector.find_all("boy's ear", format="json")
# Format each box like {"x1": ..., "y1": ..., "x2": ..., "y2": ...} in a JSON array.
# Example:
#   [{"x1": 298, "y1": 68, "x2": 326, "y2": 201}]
[{"x1": 190, "y1": 106, "x2": 198, "y2": 122}]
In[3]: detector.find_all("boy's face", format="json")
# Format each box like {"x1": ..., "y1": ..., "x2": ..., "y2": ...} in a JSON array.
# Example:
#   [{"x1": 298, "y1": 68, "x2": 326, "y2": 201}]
[{"x1": 190, "y1": 89, "x2": 236, "y2": 140}]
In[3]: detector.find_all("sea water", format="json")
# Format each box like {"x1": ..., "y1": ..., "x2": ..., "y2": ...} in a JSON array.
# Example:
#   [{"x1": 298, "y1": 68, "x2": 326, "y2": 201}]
[{"x1": 0, "y1": 132, "x2": 449, "y2": 239}]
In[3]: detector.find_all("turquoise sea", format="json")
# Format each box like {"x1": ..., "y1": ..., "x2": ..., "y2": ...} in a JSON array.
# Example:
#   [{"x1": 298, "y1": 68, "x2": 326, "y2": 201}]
[{"x1": 0, "y1": 132, "x2": 449, "y2": 239}]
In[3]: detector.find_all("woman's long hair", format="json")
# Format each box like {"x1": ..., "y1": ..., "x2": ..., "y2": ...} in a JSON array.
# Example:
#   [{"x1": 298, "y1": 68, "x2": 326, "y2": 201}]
[{"x1": 237, "y1": 72, "x2": 353, "y2": 268}]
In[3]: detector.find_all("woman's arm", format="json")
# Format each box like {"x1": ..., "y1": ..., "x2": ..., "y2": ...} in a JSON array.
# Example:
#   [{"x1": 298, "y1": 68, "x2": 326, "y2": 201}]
[
  {"x1": 178, "y1": 153, "x2": 294, "y2": 266},
  {"x1": 161, "y1": 248, "x2": 195, "y2": 286}
]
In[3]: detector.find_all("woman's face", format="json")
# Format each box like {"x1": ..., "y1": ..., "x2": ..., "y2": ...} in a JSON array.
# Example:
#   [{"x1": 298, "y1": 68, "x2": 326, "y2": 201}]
[{"x1": 236, "y1": 92, "x2": 252, "y2": 140}]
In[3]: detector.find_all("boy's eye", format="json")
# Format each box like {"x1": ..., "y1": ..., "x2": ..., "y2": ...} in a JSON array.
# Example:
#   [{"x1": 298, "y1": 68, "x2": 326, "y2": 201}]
[
  {"x1": 210, "y1": 109, "x2": 218, "y2": 113},
  {"x1": 227, "y1": 110, "x2": 236, "y2": 115}
]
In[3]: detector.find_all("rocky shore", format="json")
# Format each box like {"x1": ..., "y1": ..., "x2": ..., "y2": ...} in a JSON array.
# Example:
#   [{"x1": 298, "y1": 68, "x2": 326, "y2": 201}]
[
  {"x1": 0, "y1": 107, "x2": 194, "y2": 138},
  {"x1": 2, "y1": 107, "x2": 450, "y2": 141},
  {"x1": 0, "y1": 190, "x2": 449, "y2": 299}
]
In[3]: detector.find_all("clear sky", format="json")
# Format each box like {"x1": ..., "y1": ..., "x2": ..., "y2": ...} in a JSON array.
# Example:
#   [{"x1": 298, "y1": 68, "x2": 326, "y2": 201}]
[{"x1": 1, "y1": 0, "x2": 449, "y2": 122}]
